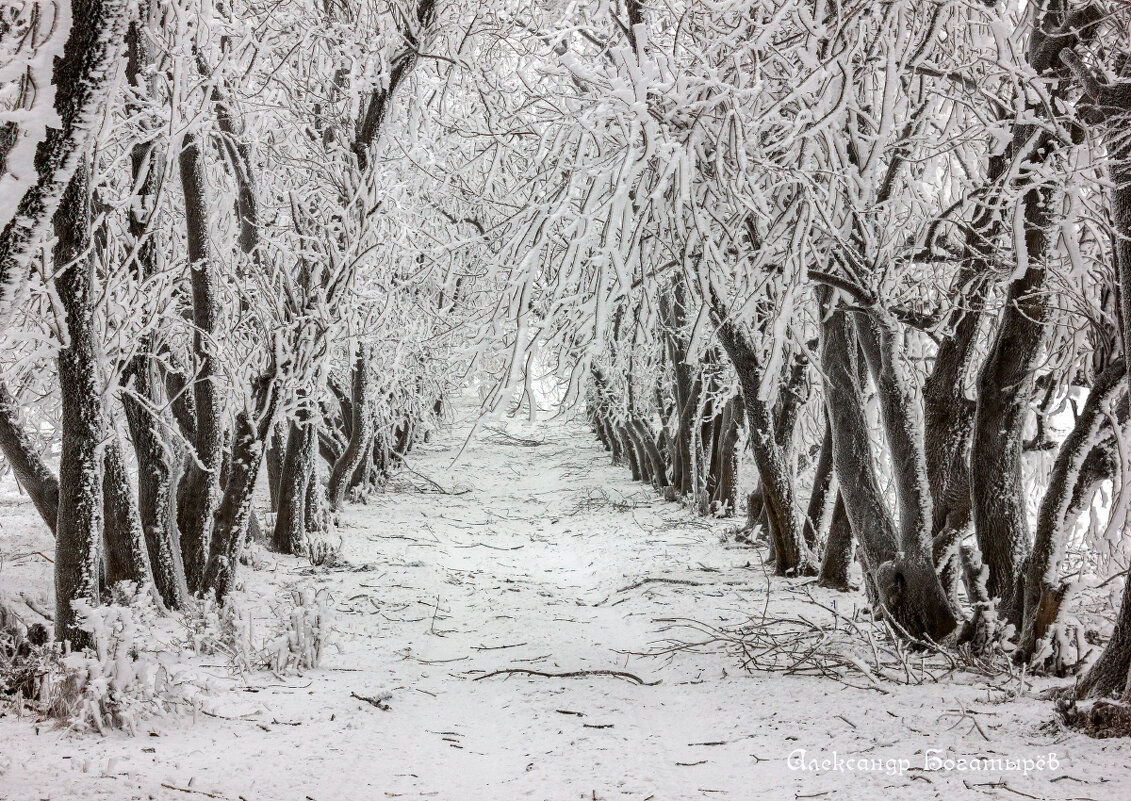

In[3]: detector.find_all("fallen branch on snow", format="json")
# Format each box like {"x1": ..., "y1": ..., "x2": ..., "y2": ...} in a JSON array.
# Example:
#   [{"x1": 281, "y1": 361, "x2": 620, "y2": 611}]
[{"x1": 473, "y1": 668, "x2": 660, "y2": 686}]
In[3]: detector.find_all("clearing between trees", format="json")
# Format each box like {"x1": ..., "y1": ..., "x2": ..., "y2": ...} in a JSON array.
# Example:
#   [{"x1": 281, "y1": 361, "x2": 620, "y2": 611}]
[{"x1": 2, "y1": 406, "x2": 1129, "y2": 800}]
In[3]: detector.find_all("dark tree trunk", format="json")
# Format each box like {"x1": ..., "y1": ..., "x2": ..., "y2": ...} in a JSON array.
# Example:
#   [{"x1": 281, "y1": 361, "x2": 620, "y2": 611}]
[
  {"x1": 0, "y1": 0, "x2": 127, "y2": 330},
  {"x1": 273, "y1": 416, "x2": 315, "y2": 554},
  {"x1": 53, "y1": 160, "x2": 103, "y2": 648},
  {"x1": 803, "y1": 418, "x2": 835, "y2": 550},
  {"x1": 711, "y1": 397, "x2": 740, "y2": 515},
  {"x1": 819, "y1": 291, "x2": 955, "y2": 640},
  {"x1": 101, "y1": 435, "x2": 153, "y2": 589},
  {"x1": 265, "y1": 422, "x2": 286, "y2": 512},
  {"x1": 329, "y1": 345, "x2": 372, "y2": 509},
  {"x1": 818, "y1": 494, "x2": 853, "y2": 591},
  {"x1": 0, "y1": 379, "x2": 59, "y2": 533},
  {"x1": 122, "y1": 368, "x2": 187, "y2": 610},
  {"x1": 618, "y1": 423, "x2": 642, "y2": 481},
  {"x1": 175, "y1": 131, "x2": 224, "y2": 593},
  {"x1": 632, "y1": 418, "x2": 669, "y2": 489},
  {"x1": 202, "y1": 373, "x2": 276, "y2": 602},
  {"x1": 712, "y1": 314, "x2": 809, "y2": 574}
]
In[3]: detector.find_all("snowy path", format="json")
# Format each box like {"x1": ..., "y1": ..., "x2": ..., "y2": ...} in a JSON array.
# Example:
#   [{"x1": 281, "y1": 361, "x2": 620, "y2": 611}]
[{"x1": 3, "y1": 411, "x2": 1131, "y2": 800}]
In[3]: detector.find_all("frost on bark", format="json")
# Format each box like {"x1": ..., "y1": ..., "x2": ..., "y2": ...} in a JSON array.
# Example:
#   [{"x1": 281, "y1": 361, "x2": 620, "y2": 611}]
[
  {"x1": 53, "y1": 158, "x2": 103, "y2": 648},
  {"x1": 0, "y1": 0, "x2": 127, "y2": 332},
  {"x1": 328, "y1": 345, "x2": 372, "y2": 510},
  {"x1": 101, "y1": 434, "x2": 153, "y2": 590},
  {"x1": 0, "y1": 378, "x2": 59, "y2": 532},
  {"x1": 273, "y1": 414, "x2": 316, "y2": 555},
  {"x1": 970, "y1": 3, "x2": 1101, "y2": 618},
  {"x1": 818, "y1": 290, "x2": 956, "y2": 640},
  {"x1": 818, "y1": 495, "x2": 853, "y2": 592},
  {"x1": 175, "y1": 130, "x2": 223, "y2": 593},
  {"x1": 203, "y1": 372, "x2": 277, "y2": 602}
]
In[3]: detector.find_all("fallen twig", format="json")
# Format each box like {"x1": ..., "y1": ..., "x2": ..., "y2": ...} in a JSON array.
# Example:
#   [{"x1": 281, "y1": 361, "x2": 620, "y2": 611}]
[
  {"x1": 161, "y1": 784, "x2": 226, "y2": 799},
  {"x1": 351, "y1": 691, "x2": 392, "y2": 710},
  {"x1": 618, "y1": 577, "x2": 704, "y2": 593},
  {"x1": 473, "y1": 668, "x2": 660, "y2": 686}
]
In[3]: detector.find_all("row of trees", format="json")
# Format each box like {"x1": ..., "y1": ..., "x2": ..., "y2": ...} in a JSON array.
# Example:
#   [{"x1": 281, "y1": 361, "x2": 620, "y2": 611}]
[
  {"x1": 4, "y1": 0, "x2": 1131, "y2": 713},
  {"x1": 0, "y1": 0, "x2": 496, "y2": 647},
  {"x1": 475, "y1": 0, "x2": 1131, "y2": 701}
]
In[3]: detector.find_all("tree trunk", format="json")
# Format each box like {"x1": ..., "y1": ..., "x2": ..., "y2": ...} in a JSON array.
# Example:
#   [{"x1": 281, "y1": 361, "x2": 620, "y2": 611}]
[
  {"x1": 712, "y1": 316, "x2": 810, "y2": 575},
  {"x1": 176, "y1": 131, "x2": 223, "y2": 593},
  {"x1": 273, "y1": 416, "x2": 315, "y2": 554},
  {"x1": 202, "y1": 373, "x2": 276, "y2": 601},
  {"x1": 53, "y1": 160, "x2": 103, "y2": 648},
  {"x1": 818, "y1": 494, "x2": 853, "y2": 591},
  {"x1": 0, "y1": 379, "x2": 59, "y2": 533},
  {"x1": 711, "y1": 397, "x2": 740, "y2": 516},
  {"x1": 101, "y1": 435, "x2": 153, "y2": 590},
  {"x1": 329, "y1": 345, "x2": 372, "y2": 509},
  {"x1": 265, "y1": 421, "x2": 286, "y2": 512},
  {"x1": 803, "y1": 418, "x2": 835, "y2": 550},
  {"x1": 819, "y1": 291, "x2": 955, "y2": 640}
]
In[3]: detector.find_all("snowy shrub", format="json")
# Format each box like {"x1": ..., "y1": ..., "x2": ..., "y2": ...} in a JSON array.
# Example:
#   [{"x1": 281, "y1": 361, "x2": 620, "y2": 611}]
[
  {"x1": 9, "y1": 588, "x2": 193, "y2": 734},
  {"x1": 180, "y1": 593, "x2": 259, "y2": 675},
  {"x1": 305, "y1": 534, "x2": 343, "y2": 568},
  {"x1": 265, "y1": 587, "x2": 334, "y2": 674}
]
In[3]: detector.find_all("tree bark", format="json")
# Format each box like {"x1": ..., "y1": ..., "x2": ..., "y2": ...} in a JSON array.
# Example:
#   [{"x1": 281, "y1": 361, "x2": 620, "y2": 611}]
[
  {"x1": 101, "y1": 435, "x2": 153, "y2": 590},
  {"x1": 176, "y1": 131, "x2": 223, "y2": 593},
  {"x1": 712, "y1": 311, "x2": 810, "y2": 575},
  {"x1": 202, "y1": 373, "x2": 276, "y2": 602},
  {"x1": 0, "y1": 379, "x2": 59, "y2": 533},
  {"x1": 819, "y1": 291, "x2": 955, "y2": 640},
  {"x1": 272, "y1": 416, "x2": 315, "y2": 555},
  {"x1": 53, "y1": 159, "x2": 103, "y2": 648},
  {"x1": 818, "y1": 494, "x2": 853, "y2": 591},
  {"x1": 328, "y1": 345, "x2": 372, "y2": 509}
]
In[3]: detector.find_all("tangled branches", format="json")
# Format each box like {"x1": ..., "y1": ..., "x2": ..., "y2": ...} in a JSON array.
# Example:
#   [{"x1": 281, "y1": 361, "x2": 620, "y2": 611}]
[{"x1": 635, "y1": 591, "x2": 1026, "y2": 695}]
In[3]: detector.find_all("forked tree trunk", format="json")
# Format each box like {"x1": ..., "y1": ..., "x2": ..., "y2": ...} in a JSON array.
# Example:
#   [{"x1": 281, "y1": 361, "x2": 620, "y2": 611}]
[
  {"x1": 203, "y1": 372, "x2": 277, "y2": 601},
  {"x1": 854, "y1": 312, "x2": 956, "y2": 631},
  {"x1": 329, "y1": 345, "x2": 372, "y2": 509},
  {"x1": 819, "y1": 291, "x2": 955, "y2": 640},
  {"x1": 122, "y1": 366, "x2": 187, "y2": 609}
]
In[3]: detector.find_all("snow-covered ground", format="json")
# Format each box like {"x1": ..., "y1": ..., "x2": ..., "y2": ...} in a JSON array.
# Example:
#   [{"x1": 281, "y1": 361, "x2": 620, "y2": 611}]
[{"x1": 2, "y1": 409, "x2": 1131, "y2": 801}]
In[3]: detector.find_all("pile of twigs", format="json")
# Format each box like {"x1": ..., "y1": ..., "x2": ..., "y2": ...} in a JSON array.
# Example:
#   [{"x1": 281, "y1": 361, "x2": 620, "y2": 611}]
[{"x1": 636, "y1": 589, "x2": 1022, "y2": 694}]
